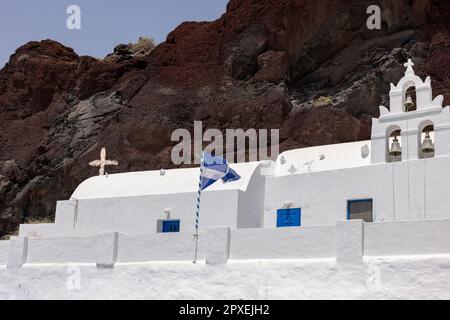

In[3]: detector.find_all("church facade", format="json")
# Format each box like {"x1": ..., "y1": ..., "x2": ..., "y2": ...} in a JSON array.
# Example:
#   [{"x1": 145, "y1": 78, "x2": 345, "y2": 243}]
[{"x1": 12, "y1": 60, "x2": 450, "y2": 239}]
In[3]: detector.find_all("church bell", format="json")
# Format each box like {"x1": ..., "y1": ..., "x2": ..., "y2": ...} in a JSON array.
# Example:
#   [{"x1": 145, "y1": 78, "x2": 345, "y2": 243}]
[
  {"x1": 389, "y1": 136, "x2": 402, "y2": 157},
  {"x1": 422, "y1": 131, "x2": 434, "y2": 154},
  {"x1": 404, "y1": 94, "x2": 414, "y2": 111}
]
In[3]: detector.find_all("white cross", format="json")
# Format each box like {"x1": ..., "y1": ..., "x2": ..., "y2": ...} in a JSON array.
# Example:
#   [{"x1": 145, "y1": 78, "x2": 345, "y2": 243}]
[
  {"x1": 89, "y1": 147, "x2": 118, "y2": 176},
  {"x1": 404, "y1": 59, "x2": 415, "y2": 74}
]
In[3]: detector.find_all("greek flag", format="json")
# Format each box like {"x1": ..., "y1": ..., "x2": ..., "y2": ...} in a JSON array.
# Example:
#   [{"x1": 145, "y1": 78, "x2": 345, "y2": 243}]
[
  {"x1": 201, "y1": 152, "x2": 241, "y2": 190},
  {"x1": 193, "y1": 152, "x2": 240, "y2": 263}
]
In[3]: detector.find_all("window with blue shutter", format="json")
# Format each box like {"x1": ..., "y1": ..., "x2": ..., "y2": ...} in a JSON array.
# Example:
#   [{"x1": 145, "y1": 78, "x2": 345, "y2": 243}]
[
  {"x1": 277, "y1": 208, "x2": 301, "y2": 227},
  {"x1": 162, "y1": 220, "x2": 180, "y2": 233}
]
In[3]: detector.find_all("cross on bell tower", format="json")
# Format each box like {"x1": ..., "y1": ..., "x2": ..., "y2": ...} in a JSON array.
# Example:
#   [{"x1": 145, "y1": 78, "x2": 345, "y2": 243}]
[{"x1": 404, "y1": 58, "x2": 415, "y2": 75}]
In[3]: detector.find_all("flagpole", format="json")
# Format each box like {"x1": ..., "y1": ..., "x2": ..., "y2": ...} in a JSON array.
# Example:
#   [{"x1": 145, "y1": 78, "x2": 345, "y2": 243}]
[{"x1": 193, "y1": 151, "x2": 204, "y2": 264}]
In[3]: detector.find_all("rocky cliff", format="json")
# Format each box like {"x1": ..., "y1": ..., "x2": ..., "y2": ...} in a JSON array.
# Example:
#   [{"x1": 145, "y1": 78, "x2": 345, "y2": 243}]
[{"x1": 1, "y1": 0, "x2": 450, "y2": 237}]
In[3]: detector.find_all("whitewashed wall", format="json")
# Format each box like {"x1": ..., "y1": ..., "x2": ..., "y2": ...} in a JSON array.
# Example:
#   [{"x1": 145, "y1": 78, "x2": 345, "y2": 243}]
[
  {"x1": 230, "y1": 226, "x2": 336, "y2": 259},
  {"x1": 73, "y1": 190, "x2": 239, "y2": 235},
  {"x1": 27, "y1": 236, "x2": 100, "y2": 264},
  {"x1": 265, "y1": 156, "x2": 450, "y2": 227},
  {"x1": 364, "y1": 219, "x2": 450, "y2": 256},
  {"x1": 19, "y1": 191, "x2": 244, "y2": 239},
  {"x1": 19, "y1": 200, "x2": 80, "y2": 238},
  {"x1": 19, "y1": 224, "x2": 69, "y2": 238},
  {"x1": 237, "y1": 166, "x2": 266, "y2": 228},
  {"x1": 0, "y1": 240, "x2": 9, "y2": 265},
  {"x1": 117, "y1": 232, "x2": 204, "y2": 262},
  {"x1": 24, "y1": 165, "x2": 269, "y2": 238},
  {"x1": 7, "y1": 219, "x2": 450, "y2": 266}
]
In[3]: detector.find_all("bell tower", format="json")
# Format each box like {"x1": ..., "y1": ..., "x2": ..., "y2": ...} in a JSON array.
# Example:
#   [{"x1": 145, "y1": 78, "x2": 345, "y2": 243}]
[{"x1": 371, "y1": 59, "x2": 450, "y2": 164}]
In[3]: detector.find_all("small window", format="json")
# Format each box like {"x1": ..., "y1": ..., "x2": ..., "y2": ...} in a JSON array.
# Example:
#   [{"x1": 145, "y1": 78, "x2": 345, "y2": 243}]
[
  {"x1": 161, "y1": 220, "x2": 180, "y2": 233},
  {"x1": 347, "y1": 199, "x2": 373, "y2": 222},
  {"x1": 277, "y1": 208, "x2": 301, "y2": 227}
]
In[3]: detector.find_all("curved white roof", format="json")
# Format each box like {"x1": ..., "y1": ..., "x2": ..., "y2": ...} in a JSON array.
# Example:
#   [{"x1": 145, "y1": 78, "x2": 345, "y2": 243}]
[
  {"x1": 71, "y1": 141, "x2": 373, "y2": 199},
  {"x1": 71, "y1": 162, "x2": 262, "y2": 200},
  {"x1": 274, "y1": 140, "x2": 371, "y2": 177}
]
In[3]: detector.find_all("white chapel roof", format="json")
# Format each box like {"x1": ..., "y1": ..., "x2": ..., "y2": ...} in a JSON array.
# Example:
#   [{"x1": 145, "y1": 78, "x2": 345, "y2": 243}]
[
  {"x1": 72, "y1": 140, "x2": 373, "y2": 199},
  {"x1": 274, "y1": 140, "x2": 371, "y2": 176},
  {"x1": 71, "y1": 161, "x2": 261, "y2": 200}
]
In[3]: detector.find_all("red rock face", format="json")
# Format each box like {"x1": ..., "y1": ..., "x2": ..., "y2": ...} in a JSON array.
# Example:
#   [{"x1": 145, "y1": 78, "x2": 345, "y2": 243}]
[{"x1": 0, "y1": 0, "x2": 450, "y2": 236}]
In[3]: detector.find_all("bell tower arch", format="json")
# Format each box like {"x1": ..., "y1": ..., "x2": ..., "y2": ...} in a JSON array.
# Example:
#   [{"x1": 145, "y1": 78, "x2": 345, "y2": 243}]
[{"x1": 371, "y1": 59, "x2": 450, "y2": 164}]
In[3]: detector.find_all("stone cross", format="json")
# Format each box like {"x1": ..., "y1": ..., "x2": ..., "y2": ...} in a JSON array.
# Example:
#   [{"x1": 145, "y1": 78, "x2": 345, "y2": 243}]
[
  {"x1": 404, "y1": 59, "x2": 415, "y2": 75},
  {"x1": 89, "y1": 147, "x2": 118, "y2": 176}
]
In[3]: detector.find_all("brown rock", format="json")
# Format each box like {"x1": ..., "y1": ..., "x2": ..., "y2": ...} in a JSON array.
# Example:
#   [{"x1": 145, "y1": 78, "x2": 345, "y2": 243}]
[{"x1": 252, "y1": 51, "x2": 289, "y2": 83}]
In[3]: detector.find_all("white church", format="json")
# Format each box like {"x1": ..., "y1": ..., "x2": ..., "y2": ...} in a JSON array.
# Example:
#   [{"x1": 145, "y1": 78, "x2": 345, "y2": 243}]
[{"x1": 1, "y1": 59, "x2": 450, "y2": 271}]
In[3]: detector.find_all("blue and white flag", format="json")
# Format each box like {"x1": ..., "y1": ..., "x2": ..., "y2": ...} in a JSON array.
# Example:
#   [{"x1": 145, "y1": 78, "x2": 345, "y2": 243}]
[
  {"x1": 200, "y1": 153, "x2": 241, "y2": 190},
  {"x1": 193, "y1": 152, "x2": 240, "y2": 263}
]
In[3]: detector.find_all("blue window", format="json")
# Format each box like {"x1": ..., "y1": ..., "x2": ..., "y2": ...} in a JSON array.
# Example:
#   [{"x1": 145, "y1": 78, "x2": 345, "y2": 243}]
[
  {"x1": 277, "y1": 208, "x2": 301, "y2": 227},
  {"x1": 162, "y1": 220, "x2": 180, "y2": 233},
  {"x1": 347, "y1": 199, "x2": 373, "y2": 222}
]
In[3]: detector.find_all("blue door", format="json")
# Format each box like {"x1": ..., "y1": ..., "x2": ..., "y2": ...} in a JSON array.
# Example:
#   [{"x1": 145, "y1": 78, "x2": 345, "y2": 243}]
[
  {"x1": 162, "y1": 220, "x2": 180, "y2": 233},
  {"x1": 277, "y1": 208, "x2": 301, "y2": 227}
]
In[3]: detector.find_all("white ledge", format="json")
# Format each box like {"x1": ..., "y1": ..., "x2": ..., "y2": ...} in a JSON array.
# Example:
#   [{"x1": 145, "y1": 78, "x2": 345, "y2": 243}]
[{"x1": 379, "y1": 106, "x2": 443, "y2": 122}]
